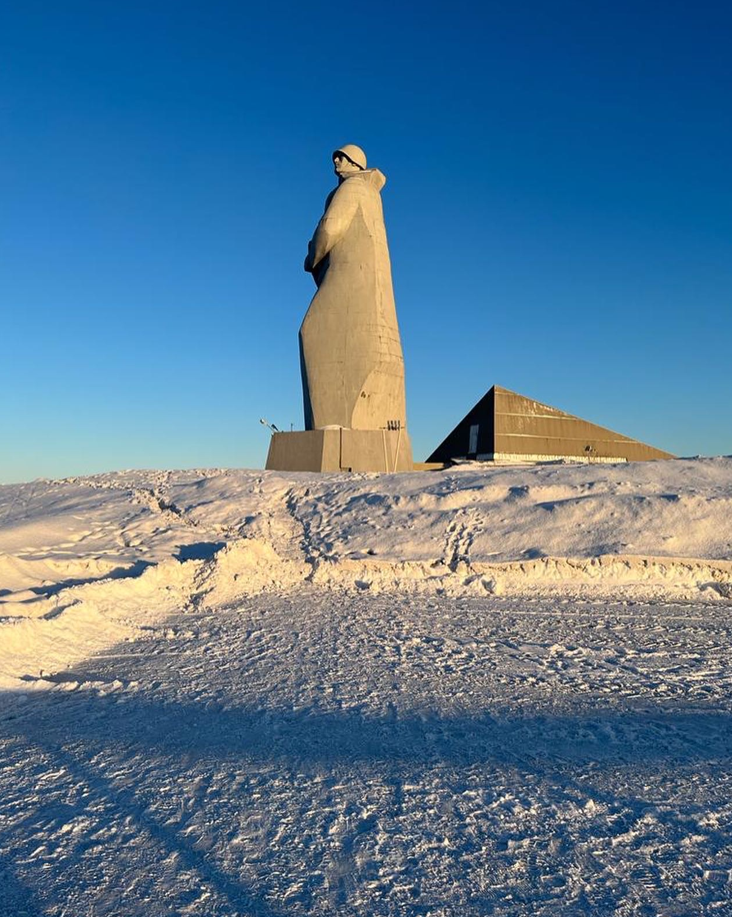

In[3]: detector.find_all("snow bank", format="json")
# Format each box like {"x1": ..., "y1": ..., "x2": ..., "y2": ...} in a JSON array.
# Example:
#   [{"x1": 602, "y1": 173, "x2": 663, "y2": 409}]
[{"x1": 1, "y1": 458, "x2": 731, "y2": 687}]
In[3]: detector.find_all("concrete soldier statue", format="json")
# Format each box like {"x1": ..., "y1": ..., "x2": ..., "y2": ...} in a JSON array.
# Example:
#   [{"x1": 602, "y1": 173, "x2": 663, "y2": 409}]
[
  {"x1": 266, "y1": 144, "x2": 412, "y2": 472},
  {"x1": 301, "y1": 144, "x2": 408, "y2": 434}
]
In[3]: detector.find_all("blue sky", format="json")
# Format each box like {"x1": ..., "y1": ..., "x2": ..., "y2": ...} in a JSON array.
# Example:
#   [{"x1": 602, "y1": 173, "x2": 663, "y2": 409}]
[{"x1": 1, "y1": 0, "x2": 730, "y2": 482}]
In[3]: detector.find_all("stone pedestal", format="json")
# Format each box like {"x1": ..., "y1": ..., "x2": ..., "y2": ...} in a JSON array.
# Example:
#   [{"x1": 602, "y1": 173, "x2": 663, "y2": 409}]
[{"x1": 265, "y1": 428, "x2": 413, "y2": 473}]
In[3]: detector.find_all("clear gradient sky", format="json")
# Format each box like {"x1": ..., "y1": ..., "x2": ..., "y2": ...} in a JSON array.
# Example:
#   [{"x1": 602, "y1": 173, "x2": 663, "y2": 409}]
[{"x1": 2, "y1": 0, "x2": 731, "y2": 482}]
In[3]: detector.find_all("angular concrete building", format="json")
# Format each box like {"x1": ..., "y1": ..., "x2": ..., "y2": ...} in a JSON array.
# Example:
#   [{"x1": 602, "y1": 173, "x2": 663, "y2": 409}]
[{"x1": 427, "y1": 385, "x2": 674, "y2": 464}]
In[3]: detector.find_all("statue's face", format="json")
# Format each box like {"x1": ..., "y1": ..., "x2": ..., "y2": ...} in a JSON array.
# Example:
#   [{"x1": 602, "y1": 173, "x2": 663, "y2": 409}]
[{"x1": 333, "y1": 153, "x2": 362, "y2": 178}]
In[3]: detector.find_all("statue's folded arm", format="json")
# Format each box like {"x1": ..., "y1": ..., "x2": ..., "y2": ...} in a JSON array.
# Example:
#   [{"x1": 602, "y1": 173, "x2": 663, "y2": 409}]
[{"x1": 309, "y1": 181, "x2": 361, "y2": 269}]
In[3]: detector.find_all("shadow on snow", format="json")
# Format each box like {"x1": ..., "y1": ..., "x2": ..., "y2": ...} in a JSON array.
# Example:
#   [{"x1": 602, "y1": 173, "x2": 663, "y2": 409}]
[{"x1": 1, "y1": 654, "x2": 731, "y2": 916}]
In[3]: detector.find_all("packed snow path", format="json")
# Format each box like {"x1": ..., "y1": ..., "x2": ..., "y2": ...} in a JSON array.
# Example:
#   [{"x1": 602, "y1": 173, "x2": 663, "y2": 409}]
[{"x1": 2, "y1": 591, "x2": 732, "y2": 916}]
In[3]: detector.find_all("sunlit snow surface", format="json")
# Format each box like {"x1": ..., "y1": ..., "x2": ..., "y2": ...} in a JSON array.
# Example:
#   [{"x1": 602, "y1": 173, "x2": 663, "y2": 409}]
[{"x1": 1, "y1": 459, "x2": 732, "y2": 915}]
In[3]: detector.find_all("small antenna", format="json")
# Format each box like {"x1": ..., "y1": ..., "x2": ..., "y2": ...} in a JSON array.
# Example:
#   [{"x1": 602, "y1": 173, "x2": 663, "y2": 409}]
[{"x1": 259, "y1": 418, "x2": 280, "y2": 434}]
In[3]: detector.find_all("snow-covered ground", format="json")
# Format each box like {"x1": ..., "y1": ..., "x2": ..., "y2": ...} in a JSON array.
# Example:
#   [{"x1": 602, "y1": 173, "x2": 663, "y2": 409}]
[{"x1": 1, "y1": 459, "x2": 732, "y2": 915}]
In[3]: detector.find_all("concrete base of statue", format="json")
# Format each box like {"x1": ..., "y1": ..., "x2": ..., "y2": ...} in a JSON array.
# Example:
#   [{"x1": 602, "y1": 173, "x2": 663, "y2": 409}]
[{"x1": 265, "y1": 428, "x2": 413, "y2": 473}]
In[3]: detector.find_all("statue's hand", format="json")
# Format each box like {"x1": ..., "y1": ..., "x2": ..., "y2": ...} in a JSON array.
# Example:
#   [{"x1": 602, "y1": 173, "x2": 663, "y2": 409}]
[{"x1": 304, "y1": 238, "x2": 317, "y2": 273}]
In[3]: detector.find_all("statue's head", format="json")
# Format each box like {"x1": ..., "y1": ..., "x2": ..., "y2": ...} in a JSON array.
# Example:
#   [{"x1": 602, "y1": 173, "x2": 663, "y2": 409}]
[{"x1": 333, "y1": 144, "x2": 367, "y2": 177}]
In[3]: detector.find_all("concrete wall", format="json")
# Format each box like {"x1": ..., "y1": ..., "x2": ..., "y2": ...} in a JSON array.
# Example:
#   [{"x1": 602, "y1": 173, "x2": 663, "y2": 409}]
[
  {"x1": 493, "y1": 387, "x2": 673, "y2": 461},
  {"x1": 265, "y1": 430, "x2": 339, "y2": 472},
  {"x1": 266, "y1": 428, "x2": 413, "y2": 473},
  {"x1": 428, "y1": 385, "x2": 674, "y2": 464}
]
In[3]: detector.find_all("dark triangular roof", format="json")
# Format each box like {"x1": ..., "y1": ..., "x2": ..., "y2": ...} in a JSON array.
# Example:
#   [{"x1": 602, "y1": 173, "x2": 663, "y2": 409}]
[{"x1": 427, "y1": 385, "x2": 674, "y2": 463}]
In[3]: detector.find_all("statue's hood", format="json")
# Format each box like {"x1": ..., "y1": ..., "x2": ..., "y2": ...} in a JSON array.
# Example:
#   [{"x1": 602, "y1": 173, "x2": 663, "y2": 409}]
[{"x1": 344, "y1": 168, "x2": 386, "y2": 191}]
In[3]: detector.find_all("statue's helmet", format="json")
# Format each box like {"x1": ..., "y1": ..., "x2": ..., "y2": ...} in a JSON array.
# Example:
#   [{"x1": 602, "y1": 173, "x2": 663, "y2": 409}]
[{"x1": 332, "y1": 144, "x2": 367, "y2": 170}]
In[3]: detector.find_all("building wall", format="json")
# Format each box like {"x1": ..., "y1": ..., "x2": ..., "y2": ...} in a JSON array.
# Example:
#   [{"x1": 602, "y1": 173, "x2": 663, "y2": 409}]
[
  {"x1": 493, "y1": 388, "x2": 673, "y2": 461},
  {"x1": 427, "y1": 385, "x2": 673, "y2": 464},
  {"x1": 427, "y1": 389, "x2": 495, "y2": 463}
]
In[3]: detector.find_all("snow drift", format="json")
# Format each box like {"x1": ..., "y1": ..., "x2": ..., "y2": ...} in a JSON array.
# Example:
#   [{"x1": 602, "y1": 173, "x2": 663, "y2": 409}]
[{"x1": 1, "y1": 458, "x2": 731, "y2": 688}]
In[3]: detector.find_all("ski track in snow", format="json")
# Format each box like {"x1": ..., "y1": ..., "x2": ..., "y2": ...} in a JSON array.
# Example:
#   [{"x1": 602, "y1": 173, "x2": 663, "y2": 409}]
[{"x1": 1, "y1": 460, "x2": 732, "y2": 915}]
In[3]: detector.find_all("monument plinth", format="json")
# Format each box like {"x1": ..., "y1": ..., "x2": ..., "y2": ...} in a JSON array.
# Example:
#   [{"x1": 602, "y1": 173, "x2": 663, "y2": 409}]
[
  {"x1": 266, "y1": 144, "x2": 413, "y2": 473},
  {"x1": 266, "y1": 427, "x2": 412, "y2": 473}
]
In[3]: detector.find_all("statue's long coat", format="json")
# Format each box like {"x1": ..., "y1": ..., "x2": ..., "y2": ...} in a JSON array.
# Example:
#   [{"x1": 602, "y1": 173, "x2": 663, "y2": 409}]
[{"x1": 300, "y1": 168, "x2": 407, "y2": 431}]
